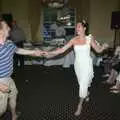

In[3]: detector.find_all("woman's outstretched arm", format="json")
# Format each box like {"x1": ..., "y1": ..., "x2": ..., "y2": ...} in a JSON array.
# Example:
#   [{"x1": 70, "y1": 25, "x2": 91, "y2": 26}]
[
  {"x1": 15, "y1": 48, "x2": 43, "y2": 56},
  {"x1": 91, "y1": 36, "x2": 109, "y2": 53},
  {"x1": 44, "y1": 38, "x2": 75, "y2": 58}
]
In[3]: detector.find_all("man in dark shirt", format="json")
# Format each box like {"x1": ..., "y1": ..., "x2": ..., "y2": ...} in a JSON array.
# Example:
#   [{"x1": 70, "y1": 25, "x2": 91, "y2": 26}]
[{"x1": 10, "y1": 20, "x2": 26, "y2": 70}]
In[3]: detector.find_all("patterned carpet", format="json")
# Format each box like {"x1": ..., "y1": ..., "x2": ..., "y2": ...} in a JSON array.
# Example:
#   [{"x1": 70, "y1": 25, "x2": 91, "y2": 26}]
[{"x1": 1, "y1": 65, "x2": 120, "y2": 120}]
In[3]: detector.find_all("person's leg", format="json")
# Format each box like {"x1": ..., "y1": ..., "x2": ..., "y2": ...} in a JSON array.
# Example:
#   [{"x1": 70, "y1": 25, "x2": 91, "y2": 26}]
[
  {"x1": 0, "y1": 91, "x2": 8, "y2": 117},
  {"x1": 18, "y1": 41, "x2": 24, "y2": 69},
  {"x1": 105, "y1": 69, "x2": 118, "y2": 84},
  {"x1": 110, "y1": 81, "x2": 120, "y2": 90},
  {"x1": 115, "y1": 81, "x2": 120, "y2": 89},
  {"x1": 110, "y1": 73, "x2": 120, "y2": 90},
  {"x1": 110, "y1": 82, "x2": 120, "y2": 93},
  {"x1": 74, "y1": 82, "x2": 88, "y2": 116},
  {"x1": 8, "y1": 79, "x2": 18, "y2": 120},
  {"x1": 104, "y1": 60, "x2": 110, "y2": 74},
  {"x1": 13, "y1": 54, "x2": 19, "y2": 72},
  {"x1": 19, "y1": 55, "x2": 24, "y2": 68},
  {"x1": 103, "y1": 59, "x2": 112, "y2": 77},
  {"x1": 74, "y1": 97, "x2": 84, "y2": 116}
]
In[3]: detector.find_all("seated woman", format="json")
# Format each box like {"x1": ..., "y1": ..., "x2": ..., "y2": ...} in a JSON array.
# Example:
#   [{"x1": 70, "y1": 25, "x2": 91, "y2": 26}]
[
  {"x1": 103, "y1": 65, "x2": 119, "y2": 85},
  {"x1": 110, "y1": 72, "x2": 120, "y2": 93},
  {"x1": 102, "y1": 46, "x2": 120, "y2": 82},
  {"x1": 102, "y1": 46, "x2": 120, "y2": 77}
]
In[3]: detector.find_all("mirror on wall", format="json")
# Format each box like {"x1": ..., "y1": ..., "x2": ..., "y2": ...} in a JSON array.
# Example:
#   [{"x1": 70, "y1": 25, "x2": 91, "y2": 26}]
[{"x1": 42, "y1": 6, "x2": 76, "y2": 43}]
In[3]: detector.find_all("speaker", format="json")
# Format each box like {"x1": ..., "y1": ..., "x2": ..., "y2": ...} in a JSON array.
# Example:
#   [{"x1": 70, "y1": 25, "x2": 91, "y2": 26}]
[{"x1": 111, "y1": 11, "x2": 120, "y2": 29}]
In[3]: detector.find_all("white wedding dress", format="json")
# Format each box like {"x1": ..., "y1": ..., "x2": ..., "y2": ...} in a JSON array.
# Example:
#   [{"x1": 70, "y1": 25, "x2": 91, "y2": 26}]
[{"x1": 74, "y1": 34, "x2": 94, "y2": 98}]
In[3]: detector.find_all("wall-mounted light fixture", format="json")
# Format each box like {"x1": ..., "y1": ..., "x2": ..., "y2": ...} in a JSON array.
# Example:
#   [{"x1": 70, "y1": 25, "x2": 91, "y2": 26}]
[{"x1": 42, "y1": 0, "x2": 68, "y2": 8}]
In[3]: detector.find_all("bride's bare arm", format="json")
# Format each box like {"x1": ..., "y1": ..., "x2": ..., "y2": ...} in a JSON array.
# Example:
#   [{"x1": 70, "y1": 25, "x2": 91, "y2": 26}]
[
  {"x1": 45, "y1": 38, "x2": 75, "y2": 58},
  {"x1": 91, "y1": 36, "x2": 109, "y2": 53}
]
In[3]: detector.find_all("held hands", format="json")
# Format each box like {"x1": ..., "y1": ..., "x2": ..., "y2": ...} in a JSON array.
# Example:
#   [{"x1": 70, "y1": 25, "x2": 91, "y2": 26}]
[
  {"x1": 32, "y1": 50, "x2": 46, "y2": 57},
  {"x1": 42, "y1": 51, "x2": 54, "y2": 58},
  {"x1": 32, "y1": 50, "x2": 58, "y2": 58},
  {"x1": 32, "y1": 47, "x2": 61, "y2": 57},
  {"x1": 42, "y1": 51, "x2": 56, "y2": 58},
  {"x1": 32, "y1": 50, "x2": 50, "y2": 58}
]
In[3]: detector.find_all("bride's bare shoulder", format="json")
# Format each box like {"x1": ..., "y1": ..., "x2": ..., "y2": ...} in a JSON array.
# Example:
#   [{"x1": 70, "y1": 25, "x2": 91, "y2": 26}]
[{"x1": 71, "y1": 36, "x2": 79, "y2": 42}]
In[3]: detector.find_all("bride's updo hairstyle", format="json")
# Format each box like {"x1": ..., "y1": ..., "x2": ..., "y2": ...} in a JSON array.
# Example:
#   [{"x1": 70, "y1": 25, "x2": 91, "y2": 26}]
[{"x1": 81, "y1": 20, "x2": 89, "y2": 36}]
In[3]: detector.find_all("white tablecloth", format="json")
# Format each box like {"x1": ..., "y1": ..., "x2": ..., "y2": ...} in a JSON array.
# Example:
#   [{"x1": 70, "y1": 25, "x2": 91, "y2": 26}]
[{"x1": 43, "y1": 50, "x2": 74, "y2": 67}]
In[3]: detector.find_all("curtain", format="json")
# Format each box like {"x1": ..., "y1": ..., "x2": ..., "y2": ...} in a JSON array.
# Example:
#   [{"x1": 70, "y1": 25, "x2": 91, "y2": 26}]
[{"x1": 28, "y1": 0, "x2": 42, "y2": 42}]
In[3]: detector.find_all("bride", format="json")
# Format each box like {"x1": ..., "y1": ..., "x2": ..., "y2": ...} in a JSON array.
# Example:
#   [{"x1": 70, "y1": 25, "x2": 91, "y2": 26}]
[{"x1": 42, "y1": 21, "x2": 109, "y2": 116}]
